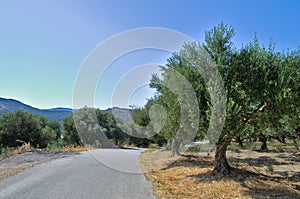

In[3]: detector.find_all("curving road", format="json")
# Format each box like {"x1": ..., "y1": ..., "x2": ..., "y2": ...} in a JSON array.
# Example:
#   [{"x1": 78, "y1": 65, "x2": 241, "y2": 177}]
[{"x1": 0, "y1": 148, "x2": 156, "y2": 199}]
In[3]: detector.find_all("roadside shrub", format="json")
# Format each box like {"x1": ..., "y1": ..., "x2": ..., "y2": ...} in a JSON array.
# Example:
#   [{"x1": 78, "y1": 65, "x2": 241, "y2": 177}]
[
  {"x1": 63, "y1": 115, "x2": 82, "y2": 146},
  {"x1": 47, "y1": 138, "x2": 68, "y2": 150},
  {"x1": 0, "y1": 110, "x2": 41, "y2": 147},
  {"x1": 0, "y1": 110, "x2": 60, "y2": 148}
]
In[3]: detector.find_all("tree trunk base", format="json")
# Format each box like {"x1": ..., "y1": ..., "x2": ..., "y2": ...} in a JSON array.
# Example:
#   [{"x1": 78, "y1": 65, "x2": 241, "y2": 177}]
[
  {"x1": 213, "y1": 156, "x2": 231, "y2": 175},
  {"x1": 213, "y1": 139, "x2": 231, "y2": 175},
  {"x1": 259, "y1": 134, "x2": 268, "y2": 151},
  {"x1": 171, "y1": 138, "x2": 180, "y2": 157},
  {"x1": 260, "y1": 140, "x2": 268, "y2": 151}
]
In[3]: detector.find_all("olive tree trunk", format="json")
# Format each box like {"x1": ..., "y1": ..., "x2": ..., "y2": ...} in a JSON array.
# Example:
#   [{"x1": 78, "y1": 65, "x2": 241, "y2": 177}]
[
  {"x1": 235, "y1": 135, "x2": 244, "y2": 148},
  {"x1": 213, "y1": 138, "x2": 231, "y2": 175},
  {"x1": 259, "y1": 134, "x2": 268, "y2": 151},
  {"x1": 171, "y1": 138, "x2": 180, "y2": 156}
]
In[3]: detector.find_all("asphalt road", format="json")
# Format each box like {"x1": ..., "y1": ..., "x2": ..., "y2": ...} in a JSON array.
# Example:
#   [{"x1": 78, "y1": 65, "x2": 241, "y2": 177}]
[{"x1": 0, "y1": 148, "x2": 156, "y2": 199}]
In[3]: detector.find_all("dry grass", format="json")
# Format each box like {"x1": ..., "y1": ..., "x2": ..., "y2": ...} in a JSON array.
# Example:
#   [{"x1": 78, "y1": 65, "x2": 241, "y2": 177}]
[
  {"x1": 11, "y1": 141, "x2": 34, "y2": 155},
  {"x1": 0, "y1": 144, "x2": 88, "y2": 180},
  {"x1": 0, "y1": 167, "x2": 26, "y2": 179},
  {"x1": 61, "y1": 145, "x2": 89, "y2": 152},
  {"x1": 0, "y1": 142, "x2": 40, "y2": 180},
  {"x1": 0, "y1": 163, "x2": 42, "y2": 180},
  {"x1": 1, "y1": 144, "x2": 88, "y2": 161},
  {"x1": 0, "y1": 142, "x2": 34, "y2": 161},
  {"x1": 139, "y1": 149, "x2": 300, "y2": 199}
]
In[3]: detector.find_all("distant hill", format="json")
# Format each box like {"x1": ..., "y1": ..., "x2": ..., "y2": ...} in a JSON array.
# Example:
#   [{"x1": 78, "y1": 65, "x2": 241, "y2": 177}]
[
  {"x1": 0, "y1": 97, "x2": 133, "y2": 123},
  {"x1": 48, "y1": 107, "x2": 73, "y2": 112},
  {"x1": 103, "y1": 107, "x2": 133, "y2": 123},
  {"x1": 0, "y1": 97, "x2": 73, "y2": 122}
]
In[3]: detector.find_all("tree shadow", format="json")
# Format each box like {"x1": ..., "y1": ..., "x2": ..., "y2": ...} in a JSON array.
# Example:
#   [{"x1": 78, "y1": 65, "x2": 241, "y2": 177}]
[
  {"x1": 274, "y1": 153, "x2": 300, "y2": 163},
  {"x1": 189, "y1": 168, "x2": 300, "y2": 198},
  {"x1": 229, "y1": 156, "x2": 291, "y2": 167},
  {"x1": 162, "y1": 154, "x2": 214, "y2": 170},
  {"x1": 158, "y1": 151, "x2": 300, "y2": 198},
  {"x1": 241, "y1": 177, "x2": 300, "y2": 198},
  {"x1": 272, "y1": 171, "x2": 300, "y2": 182}
]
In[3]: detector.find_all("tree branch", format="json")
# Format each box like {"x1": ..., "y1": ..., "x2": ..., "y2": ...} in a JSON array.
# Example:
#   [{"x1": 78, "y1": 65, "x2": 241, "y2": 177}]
[
  {"x1": 224, "y1": 98, "x2": 273, "y2": 144},
  {"x1": 243, "y1": 98, "x2": 273, "y2": 122}
]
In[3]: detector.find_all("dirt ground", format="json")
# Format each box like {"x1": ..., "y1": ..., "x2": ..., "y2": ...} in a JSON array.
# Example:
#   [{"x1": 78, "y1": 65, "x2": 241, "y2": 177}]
[
  {"x1": 139, "y1": 149, "x2": 300, "y2": 199},
  {"x1": 0, "y1": 151, "x2": 79, "y2": 179}
]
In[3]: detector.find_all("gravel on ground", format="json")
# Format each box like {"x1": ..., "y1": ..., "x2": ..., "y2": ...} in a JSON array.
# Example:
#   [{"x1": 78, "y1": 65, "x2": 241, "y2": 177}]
[{"x1": 0, "y1": 150, "x2": 78, "y2": 179}]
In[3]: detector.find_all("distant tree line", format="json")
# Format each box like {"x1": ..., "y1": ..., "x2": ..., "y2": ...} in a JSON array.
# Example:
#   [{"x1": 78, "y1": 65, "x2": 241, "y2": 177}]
[
  {"x1": 63, "y1": 107, "x2": 166, "y2": 148},
  {"x1": 0, "y1": 110, "x2": 61, "y2": 149},
  {"x1": 0, "y1": 108, "x2": 167, "y2": 150}
]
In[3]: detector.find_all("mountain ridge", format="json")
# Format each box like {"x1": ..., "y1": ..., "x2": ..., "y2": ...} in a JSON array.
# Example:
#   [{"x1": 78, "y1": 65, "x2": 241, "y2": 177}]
[
  {"x1": 0, "y1": 97, "x2": 132, "y2": 123},
  {"x1": 0, "y1": 97, "x2": 73, "y2": 122}
]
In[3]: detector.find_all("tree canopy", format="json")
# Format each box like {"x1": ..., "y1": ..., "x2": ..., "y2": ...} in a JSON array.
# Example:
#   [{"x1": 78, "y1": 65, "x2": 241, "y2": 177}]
[
  {"x1": 136, "y1": 22, "x2": 300, "y2": 174},
  {"x1": 0, "y1": 110, "x2": 61, "y2": 148}
]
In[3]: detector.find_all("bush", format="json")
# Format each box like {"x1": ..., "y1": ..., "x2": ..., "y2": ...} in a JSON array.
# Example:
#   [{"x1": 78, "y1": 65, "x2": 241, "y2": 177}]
[
  {"x1": 0, "y1": 110, "x2": 41, "y2": 147},
  {"x1": 63, "y1": 115, "x2": 82, "y2": 146},
  {"x1": 0, "y1": 110, "x2": 60, "y2": 148},
  {"x1": 47, "y1": 139, "x2": 68, "y2": 150}
]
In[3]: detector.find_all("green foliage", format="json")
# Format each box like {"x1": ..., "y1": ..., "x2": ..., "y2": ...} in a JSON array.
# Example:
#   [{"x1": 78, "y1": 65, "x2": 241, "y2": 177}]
[
  {"x1": 39, "y1": 117, "x2": 61, "y2": 148},
  {"x1": 0, "y1": 110, "x2": 60, "y2": 148},
  {"x1": 0, "y1": 147, "x2": 13, "y2": 160},
  {"x1": 231, "y1": 45, "x2": 300, "y2": 149},
  {"x1": 140, "y1": 22, "x2": 299, "y2": 173},
  {"x1": 266, "y1": 163, "x2": 274, "y2": 173},
  {"x1": 0, "y1": 110, "x2": 40, "y2": 147},
  {"x1": 201, "y1": 23, "x2": 299, "y2": 150},
  {"x1": 1, "y1": 22, "x2": 298, "y2": 159},
  {"x1": 47, "y1": 138, "x2": 68, "y2": 150},
  {"x1": 62, "y1": 115, "x2": 82, "y2": 146},
  {"x1": 203, "y1": 21, "x2": 235, "y2": 74},
  {"x1": 128, "y1": 103, "x2": 167, "y2": 147},
  {"x1": 62, "y1": 107, "x2": 156, "y2": 148},
  {"x1": 47, "y1": 120, "x2": 61, "y2": 140},
  {"x1": 96, "y1": 109, "x2": 129, "y2": 146},
  {"x1": 40, "y1": 126, "x2": 57, "y2": 148},
  {"x1": 148, "y1": 53, "x2": 209, "y2": 149}
]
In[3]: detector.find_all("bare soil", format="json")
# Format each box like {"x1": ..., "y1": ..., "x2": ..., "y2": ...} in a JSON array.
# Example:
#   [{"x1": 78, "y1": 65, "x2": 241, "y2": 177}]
[
  {"x1": 139, "y1": 149, "x2": 300, "y2": 199},
  {"x1": 0, "y1": 150, "x2": 79, "y2": 179}
]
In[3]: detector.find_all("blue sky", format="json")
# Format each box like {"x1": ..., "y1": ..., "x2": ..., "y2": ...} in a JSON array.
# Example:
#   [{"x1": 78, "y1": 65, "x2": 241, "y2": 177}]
[{"x1": 0, "y1": 0, "x2": 299, "y2": 109}]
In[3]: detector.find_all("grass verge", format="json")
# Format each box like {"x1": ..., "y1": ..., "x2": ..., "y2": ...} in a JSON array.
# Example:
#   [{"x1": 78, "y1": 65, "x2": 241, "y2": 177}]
[{"x1": 60, "y1": 145, "x2": 89, "y2": 152}]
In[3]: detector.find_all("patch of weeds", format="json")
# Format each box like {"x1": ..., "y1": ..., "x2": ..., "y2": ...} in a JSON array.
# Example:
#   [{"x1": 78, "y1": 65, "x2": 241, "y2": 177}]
[
  {"x1": 1, "y1": 142, "x2": 34, "y2": 161},
  {"x1": 62, "y1": 145, "x2": 88, "y2": 152},
  {"x1": 142, "y1": 149, "x2": 157, "y2": 154},
  {"x1": 47, "y1": 139, "x2": 68, "y2": 150},
  {"x1": 233, "y1": 148, "x2": 241, "y2": 153},
  {"x1": 185, "y1": 146, "x2": 200, "y2": 153},
  {"x1": 268, "y1": 148, "x2": 285, "y2": 153},
  {"x1": 185, "y1": 143, "x2": 214, "y2": 153},
  {"x1": 266, "y1": 163, "x2": 274, "y2": 173},
  {"x1": 0, "y1": 147, "x2": 12, "y2": 161}
]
